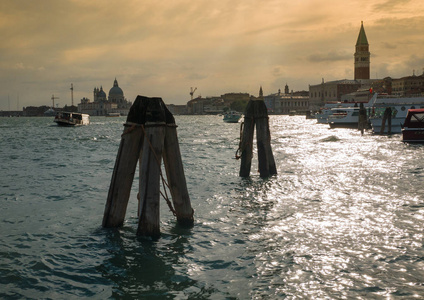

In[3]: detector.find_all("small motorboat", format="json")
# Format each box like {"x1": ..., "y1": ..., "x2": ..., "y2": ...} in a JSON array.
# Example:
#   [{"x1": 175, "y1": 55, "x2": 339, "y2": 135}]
[
  {"x1": 223, "y1": 111, "x2": 242, "y2": 123},
  {"x1": 402, "y1": 108, "x2": 424, "y2": 143}
]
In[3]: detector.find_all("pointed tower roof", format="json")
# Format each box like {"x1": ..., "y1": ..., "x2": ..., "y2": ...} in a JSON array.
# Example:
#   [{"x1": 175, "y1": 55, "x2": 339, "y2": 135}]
[
  {"x1": 259, "y1": 86, "x2": 263, "y2": 98},
  {"x1": 356, "y1": 21, "x2": 368, "y2": 46}
]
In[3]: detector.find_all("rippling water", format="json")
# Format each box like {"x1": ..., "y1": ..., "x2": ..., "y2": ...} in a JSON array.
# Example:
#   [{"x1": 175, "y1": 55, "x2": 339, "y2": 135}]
[{"x1": 1, "y1": 115, "x2": 424, "y2": 299}]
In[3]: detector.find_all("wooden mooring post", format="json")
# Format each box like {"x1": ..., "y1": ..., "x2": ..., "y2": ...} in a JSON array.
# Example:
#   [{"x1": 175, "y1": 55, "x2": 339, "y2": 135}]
[
  {"x1": 380, "y1": 107, "x2": 392, "y2": 134},
  {"x1": 102, "y1": 96, "x2": 194, "y2": 237},
  {"x1": 358, "y1": 103, "x2": 368, "y2": 135},
  {"x1": 238, "y1": 99, "x2": 277, "y2": 178}
]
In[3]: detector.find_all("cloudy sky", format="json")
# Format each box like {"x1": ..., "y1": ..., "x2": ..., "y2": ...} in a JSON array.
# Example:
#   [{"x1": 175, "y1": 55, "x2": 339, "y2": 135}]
[{"x1": 1, "y1": 0, "x2": 424, "y2": 110}]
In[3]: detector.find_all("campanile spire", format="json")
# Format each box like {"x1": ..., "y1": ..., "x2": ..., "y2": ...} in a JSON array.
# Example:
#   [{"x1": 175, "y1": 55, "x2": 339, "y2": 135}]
[{"x1": 354, "y1": 21, "x2": 370, "y2": 80}]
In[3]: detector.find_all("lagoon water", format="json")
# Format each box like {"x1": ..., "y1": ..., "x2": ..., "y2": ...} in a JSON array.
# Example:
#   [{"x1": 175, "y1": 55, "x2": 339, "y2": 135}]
[{"x1": 1, "y1": 115, "x2": 424, "y2": 299}]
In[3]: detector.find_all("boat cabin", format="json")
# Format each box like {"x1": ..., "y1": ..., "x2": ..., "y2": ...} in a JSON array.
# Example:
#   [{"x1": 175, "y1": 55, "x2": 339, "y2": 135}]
[
  {"x1": 403, "y1": 109, "x2": 424, "y2": 128},
  {"x1": 402, "y1": 109, "x2": 424, "y2": 143},
  {"x1": 54, "y1": 111, "x2": 90, "y2": 126}
]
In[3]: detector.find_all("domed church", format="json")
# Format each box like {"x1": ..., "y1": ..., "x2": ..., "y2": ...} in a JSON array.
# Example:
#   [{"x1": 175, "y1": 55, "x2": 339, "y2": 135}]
[
  {"x1": 108, "y1": 78, "x2": 126, "y2": 107},
  {"x1": 79, "y1": 78, "x2": 132, "y2": 116}
]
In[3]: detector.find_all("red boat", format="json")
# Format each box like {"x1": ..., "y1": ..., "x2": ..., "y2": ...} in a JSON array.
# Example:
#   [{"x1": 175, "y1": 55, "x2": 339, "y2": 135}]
[{"x1": 402, "y1": 108, "x2": 424, "y2": 143}]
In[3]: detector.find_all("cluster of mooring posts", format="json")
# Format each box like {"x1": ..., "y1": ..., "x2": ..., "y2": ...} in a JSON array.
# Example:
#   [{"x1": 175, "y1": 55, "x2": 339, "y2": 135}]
[
  {"x1": 380, "y1": 107, "x2": 392, "y2": 134},
  {"x1": 237, "y1": 99, "x2": 277, "y2": 178},
  {"x1": 102, "y1": 96, "x2": 194, "y2": 238}
]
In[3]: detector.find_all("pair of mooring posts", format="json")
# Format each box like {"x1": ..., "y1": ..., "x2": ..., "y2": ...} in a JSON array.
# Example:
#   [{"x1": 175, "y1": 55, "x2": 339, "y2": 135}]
[
  {"x1": 102, "y1": 96, "x2": 193, "y2": 237},
  {"x1": 237, "y1": 99, "x2": 277, "y2": 178}
]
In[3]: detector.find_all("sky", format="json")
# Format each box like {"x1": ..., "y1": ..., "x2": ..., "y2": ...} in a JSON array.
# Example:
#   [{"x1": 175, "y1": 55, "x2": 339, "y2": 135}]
[{"x1": 1, "y1": 0, "x2": 424, "y2": 110}]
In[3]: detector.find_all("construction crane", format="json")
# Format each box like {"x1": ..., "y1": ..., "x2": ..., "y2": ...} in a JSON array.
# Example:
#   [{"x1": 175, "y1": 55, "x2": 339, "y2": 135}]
[
  {"x1": 190, "y1": 87, "x2": 197, "y2": 100},
  {"x1": 51, "y1": 94, "x2": 59, "y2": 108}
]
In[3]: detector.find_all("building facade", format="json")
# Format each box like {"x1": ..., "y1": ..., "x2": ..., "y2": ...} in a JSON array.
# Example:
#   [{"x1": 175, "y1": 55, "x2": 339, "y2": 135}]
[
  {"x1": 309, "y1": 79, "x2": 361, "y2": 108},
  {"x1": 391, "y1": 72, "x2": 424, "y2": 96},
  {"x1": 264, "y1": 85, "x2": 309, "y2": 114},
  {"x1": 186, "y1": 92, "x2": 250, "y2": 114},
  {"x1": 370, "y1": 77, "x2": 393, "y2": 95}
]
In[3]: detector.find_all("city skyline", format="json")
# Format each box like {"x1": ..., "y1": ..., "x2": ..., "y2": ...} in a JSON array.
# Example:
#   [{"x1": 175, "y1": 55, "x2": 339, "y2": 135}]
[{"x1": 1, "y1": 0, "x2": 424, "y2": 110}]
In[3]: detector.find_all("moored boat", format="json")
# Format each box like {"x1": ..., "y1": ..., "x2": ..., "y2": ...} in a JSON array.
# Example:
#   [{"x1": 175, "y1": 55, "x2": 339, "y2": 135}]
[
  {"x1": 328, "y1": 107, "x2": 361, "y2": 129},
  {"x1": 315, "y1": 93, "x2": 377, "y2": 124},
  {"x1": 54, "y1": 112, "x2": 90, "y2": 126},
  {"x1": 316, "y1": 108, "x2": 332, "y2": 124},
  {"x1": 402, "y1": 108, "x2": 424, "y2": 143},
  {"x1": 316, "y1": 104, "x2": 345, "y2": 124},
  {"x1": 223, "y1": 111, "x2": 242, "y2": 123},
  {"x1": 369, "y1": 98, "x2": 424, "y2": 134}
]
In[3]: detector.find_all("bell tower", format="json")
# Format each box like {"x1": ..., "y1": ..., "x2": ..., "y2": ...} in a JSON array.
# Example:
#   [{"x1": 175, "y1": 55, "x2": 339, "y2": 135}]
[{"x1": 354, "y1": 21, "x2": 370, "y2": 80}]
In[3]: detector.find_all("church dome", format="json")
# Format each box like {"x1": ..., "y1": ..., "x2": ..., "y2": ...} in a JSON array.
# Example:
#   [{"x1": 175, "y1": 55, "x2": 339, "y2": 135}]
[
  {"x1": 97, "y1": 86, "x2": 106, "y2": 98},
  {"x1": 109, "y1": 78, "x2": 124, "y2": 97}
]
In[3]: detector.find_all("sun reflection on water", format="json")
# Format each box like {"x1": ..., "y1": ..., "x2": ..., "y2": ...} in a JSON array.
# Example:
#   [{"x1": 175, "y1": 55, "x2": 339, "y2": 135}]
[{"x1": 229, "y1": 116, "x2": 424, "y2": 298}]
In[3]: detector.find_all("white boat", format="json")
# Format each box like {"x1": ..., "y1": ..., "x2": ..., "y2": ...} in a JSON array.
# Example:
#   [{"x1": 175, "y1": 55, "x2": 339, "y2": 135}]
[
  {"x1": 223, "y1": 111, "x2": 242, "y2": 123},
  {"x1": 320, "y1": 94, "x2": 424, "y2": 133},
  {"x1": 369, "y1": 96, "x2": 424, "y2": 134},
  {"x1": 316, "y1": 93, "x2": 377, "y2": 124},
  {"x1": 106, "y1": 112, "x2": 121, "y2": 117},
  {"x1": 44, "y1": 108, "x2": 56, "y2": 116},
  {"x1": 54, "y1": 112, "x2": 90, "y2": 126},
  {"x1": 316, "y1": 105, "x2": 340, "y2": 124},
  {"x1": 328, "y1": 107, "x2": 361, "y2": 128}
]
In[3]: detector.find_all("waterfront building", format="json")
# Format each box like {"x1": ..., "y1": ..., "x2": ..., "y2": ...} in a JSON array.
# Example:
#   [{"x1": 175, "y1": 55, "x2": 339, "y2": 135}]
[
  {"x1": 0, "y1": 110, "x2": 23, "y2": 117},
  {"x1": 264, "y1": 84, "x2": 309, "y2": 114},
  {"x1": 370, "y1": 77, "x2": 392, "y2": 95},
  {"x1": 309, "y1": 79, "x2": 361, "y2": 108},
  {"x1": 187, "y1": 96, "x2": 220, "y2": 114},
  {"x1": 221, "y1": 93, "x2": 250, "y2": 104},
  {"x1": 78, "y1": 78, "x2": 132, "y2": 116},
  {"x1": 391, "y1": 72, "x2": 424, "y2": 96},
  {"x1": 186, "y1": 92, "x2": 249, "y2": 114}
]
